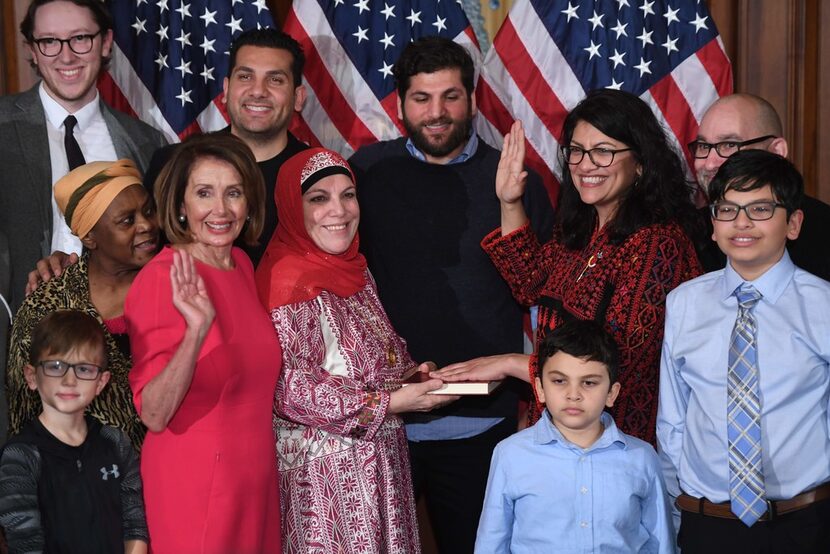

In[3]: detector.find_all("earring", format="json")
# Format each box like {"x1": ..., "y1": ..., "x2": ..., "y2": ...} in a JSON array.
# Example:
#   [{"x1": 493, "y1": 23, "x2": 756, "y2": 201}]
[
  {"x1": 178, "y1": 214, "x2": 186, "y2": 223},
  {"x1": 246, "y1": 215, "x2": 251, "y2": 221}
]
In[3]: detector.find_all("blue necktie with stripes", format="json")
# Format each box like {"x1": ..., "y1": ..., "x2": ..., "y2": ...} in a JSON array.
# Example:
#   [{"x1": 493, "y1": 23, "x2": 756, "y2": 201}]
[{"x1": 728, "y1": 284, "x2": 766, "y2": 526}]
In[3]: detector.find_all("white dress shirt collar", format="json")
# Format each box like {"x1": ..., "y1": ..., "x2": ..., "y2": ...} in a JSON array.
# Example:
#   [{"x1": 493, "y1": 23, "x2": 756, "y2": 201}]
[{"x1": 38, "y1": 82, "x2": 102, "y2": 131}]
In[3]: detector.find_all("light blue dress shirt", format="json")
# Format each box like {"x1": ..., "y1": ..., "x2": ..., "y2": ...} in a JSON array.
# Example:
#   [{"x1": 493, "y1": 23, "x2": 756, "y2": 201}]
[
  {"x1": 657, "y1": 252, "x2": 830, "y2": 512},
  {"x1": 476, "y1": 411, "x2": 674, "y2": 553}
]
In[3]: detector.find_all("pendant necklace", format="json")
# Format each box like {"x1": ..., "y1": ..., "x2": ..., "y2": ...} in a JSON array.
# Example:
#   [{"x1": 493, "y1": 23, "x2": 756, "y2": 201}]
[{"x1": 576, "y1": 251, "x2": 603, "y2": 282}]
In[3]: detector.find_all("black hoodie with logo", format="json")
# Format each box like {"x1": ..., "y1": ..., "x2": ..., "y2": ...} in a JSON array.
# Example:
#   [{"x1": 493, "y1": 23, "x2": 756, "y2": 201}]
[{"x1": 0, "y1": 416, "x2": 148, "y2": 553}]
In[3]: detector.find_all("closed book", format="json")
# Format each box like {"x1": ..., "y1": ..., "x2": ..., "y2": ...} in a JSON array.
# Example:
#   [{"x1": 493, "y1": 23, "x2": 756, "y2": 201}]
[{"x1": 401, "y1": 370, "x2": 503, "y2": 396}]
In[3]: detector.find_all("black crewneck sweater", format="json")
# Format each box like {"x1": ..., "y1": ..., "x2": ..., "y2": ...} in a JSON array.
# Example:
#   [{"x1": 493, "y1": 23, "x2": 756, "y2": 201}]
[{"x1": 351, "y1": 137, "x2": 554, "y2": 420}]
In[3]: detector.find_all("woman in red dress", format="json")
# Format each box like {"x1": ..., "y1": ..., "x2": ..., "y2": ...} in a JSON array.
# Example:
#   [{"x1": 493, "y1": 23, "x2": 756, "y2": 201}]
[
  {"x1": 436, "y1": 90, "x2": 702, "y2": 444},
  {"x1": 125, "y1": 134, "x2": 281, "y2": 553}
]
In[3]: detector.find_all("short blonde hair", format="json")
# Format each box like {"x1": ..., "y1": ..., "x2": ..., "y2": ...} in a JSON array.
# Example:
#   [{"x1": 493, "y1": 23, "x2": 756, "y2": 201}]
[{"x1": 154, "y1": 133, "x2": 265, "y2": 246}]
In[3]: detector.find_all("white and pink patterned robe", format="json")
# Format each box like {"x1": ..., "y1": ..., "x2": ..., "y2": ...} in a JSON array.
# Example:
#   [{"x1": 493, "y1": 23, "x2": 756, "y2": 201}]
[{"x1": 270, "y1": 275, "x2": 421, "y2": 554}]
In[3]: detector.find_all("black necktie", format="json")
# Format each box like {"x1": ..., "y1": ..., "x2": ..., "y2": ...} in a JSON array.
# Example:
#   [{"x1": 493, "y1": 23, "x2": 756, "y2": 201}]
[{"x1": 63, "y1": 115, "x2": 86, "y2": 170}]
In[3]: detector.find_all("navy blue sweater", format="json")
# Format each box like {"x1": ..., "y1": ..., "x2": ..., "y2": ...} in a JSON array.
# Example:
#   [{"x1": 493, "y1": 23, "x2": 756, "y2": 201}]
[{"x1": 351, "y1": 137, "x2": 555, "y2": 420}]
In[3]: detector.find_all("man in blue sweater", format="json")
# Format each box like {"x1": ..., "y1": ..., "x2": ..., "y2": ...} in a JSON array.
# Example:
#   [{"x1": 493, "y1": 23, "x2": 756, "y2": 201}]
[{"x1": 350, "y1": 36, "x2": 554, "y2": 553}]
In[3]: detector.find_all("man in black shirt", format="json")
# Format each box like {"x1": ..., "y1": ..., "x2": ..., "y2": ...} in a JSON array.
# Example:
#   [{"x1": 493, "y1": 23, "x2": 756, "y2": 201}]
[
  {"x1": 351, "y1": 37, "x2": 554, "y2": 553},
  {"x1": 143, "y1": 28, "x2": 309, "y2": 266},
  {"x1": 691, "y1": 93, "x2": 830, "y2": 280}
]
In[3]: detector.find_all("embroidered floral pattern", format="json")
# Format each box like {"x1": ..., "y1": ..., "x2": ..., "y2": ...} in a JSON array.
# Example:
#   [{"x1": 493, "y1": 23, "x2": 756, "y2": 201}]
[
  {"x1": 300, "y1": 150, "x2": 350, "y2": 187},
  {"x1": 272, "y1": 274, "x2": 420, "y2": 553},
  {"x1": 483, "y1": 222, "x2": 701, "y2": 445}
]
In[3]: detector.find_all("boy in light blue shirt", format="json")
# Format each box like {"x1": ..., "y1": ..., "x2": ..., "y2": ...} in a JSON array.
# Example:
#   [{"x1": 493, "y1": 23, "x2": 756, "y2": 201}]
[
  {"x1": 475, "y1": 320, "x2": 674, "y2": 553},
  {"x1": 657, "y1": 150, "x2": 830, "y2": 553}
]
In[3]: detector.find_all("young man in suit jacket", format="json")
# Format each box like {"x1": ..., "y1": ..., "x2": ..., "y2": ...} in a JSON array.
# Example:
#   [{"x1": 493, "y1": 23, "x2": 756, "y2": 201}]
[{"x1": 0, "y1": 0, "x2": 167, "y2": 312}]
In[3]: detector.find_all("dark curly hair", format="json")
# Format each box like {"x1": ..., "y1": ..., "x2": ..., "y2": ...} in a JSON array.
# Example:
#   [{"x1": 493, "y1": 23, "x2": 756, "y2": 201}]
[
  {"x1": 556, "y1": 89, "x2": 699, "y2": 250},
  {"x1": 393, "y1": 36, "x2": 475, "y2": 99}
]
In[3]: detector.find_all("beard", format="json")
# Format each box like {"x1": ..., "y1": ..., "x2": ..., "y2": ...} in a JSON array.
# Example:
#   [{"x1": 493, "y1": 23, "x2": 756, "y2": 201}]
[{"x1": 402, "y1": 108, "x2": 473, "y2": 159}]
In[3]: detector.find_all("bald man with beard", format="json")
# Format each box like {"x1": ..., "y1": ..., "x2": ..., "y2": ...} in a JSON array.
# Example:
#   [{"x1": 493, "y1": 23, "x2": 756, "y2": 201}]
[{"x1": 691, "y1": 93, "x2": 830, "y2": 280}]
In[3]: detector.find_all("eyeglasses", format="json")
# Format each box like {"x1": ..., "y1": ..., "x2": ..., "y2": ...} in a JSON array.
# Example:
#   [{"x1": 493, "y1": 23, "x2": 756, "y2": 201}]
[
  {"x1": 37, "y1": 360, "x2": 103, "y2": 380},
  {"x1": 32, "y1": 32, "x2": 100, "y2": 57},
  {"x1": 710, "y1": 201, "x2": 785, "y2": 221},
  {"x1": 687, "y1": 135, "x2": 776, "y2": 160},
  {"x1": 561, "y1": 145, "x2": 632, "y2": 168}
]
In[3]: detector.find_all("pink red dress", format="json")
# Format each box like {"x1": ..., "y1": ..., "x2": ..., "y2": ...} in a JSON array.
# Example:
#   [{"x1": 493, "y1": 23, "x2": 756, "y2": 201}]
[{"x1": 126, "y1": 247, "x2": 281, "y2": 554}]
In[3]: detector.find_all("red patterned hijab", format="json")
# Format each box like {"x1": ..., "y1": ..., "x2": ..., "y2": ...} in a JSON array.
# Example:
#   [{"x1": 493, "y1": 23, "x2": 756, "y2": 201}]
[{"x1": 255, "y1": 148, "x2": 367, "y2": 309}]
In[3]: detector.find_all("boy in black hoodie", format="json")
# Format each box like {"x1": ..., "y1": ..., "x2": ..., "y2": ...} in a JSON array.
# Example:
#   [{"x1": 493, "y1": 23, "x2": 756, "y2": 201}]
[{"x1": 0, "y1": 310, "x2": 148, "y2": 553}]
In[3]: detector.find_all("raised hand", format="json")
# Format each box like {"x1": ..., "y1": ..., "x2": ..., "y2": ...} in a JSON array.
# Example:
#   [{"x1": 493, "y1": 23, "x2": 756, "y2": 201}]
[
  {"x1": 495, "y1": 120, "x2": 529, "y2": 205},
  {"x1": 170, "y1": 249, "x2": 215, "y2": 338}
]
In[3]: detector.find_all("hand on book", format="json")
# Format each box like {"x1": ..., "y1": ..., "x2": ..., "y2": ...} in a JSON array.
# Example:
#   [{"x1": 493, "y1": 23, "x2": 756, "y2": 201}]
[
  {"x1": 432, "y1": 353, "x2": 532, "y2": 384},
  {"x1": 389, "y1": 362, "x2": 459, "y2": 414}
]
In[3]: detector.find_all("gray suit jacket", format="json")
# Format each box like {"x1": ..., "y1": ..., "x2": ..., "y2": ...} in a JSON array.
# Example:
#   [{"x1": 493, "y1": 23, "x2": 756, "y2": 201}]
[{"x1": 0, "y1": 84, "x2": 168, "y2": 313}]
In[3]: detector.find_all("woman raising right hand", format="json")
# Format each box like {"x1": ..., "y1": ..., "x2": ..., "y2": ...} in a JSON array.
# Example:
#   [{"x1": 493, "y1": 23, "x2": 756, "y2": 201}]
[{"x1": 436, "y1": 90, "x2": 702, "y2": 445}]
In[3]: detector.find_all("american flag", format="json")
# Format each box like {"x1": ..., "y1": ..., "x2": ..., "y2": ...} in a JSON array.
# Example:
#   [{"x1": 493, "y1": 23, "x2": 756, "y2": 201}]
[
  {"x1": 100, "y1": 0, "x2": 276, "y2": 142},
  {"x1": 284, "y1": 0, "x2": 483, "y2": 158},
  {"x1": 477, "y1": 0, "x2": 733, "y2": 198},
  {"x1": 101, "y1": 0, "x2": 731, "y2": 202}
]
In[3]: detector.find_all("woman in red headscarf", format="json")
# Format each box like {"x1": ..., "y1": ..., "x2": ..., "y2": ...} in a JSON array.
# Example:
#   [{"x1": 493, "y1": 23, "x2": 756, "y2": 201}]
[{"x1": 255, "y1": 148, "x2": 454, "y2": 553}]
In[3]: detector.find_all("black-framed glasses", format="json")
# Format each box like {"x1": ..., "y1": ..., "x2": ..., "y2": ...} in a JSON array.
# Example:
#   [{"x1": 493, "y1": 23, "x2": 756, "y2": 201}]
[
  {"x1": 561, "y1": 145, "x2": 632, "y2": 168},
  {"x1": 710, "y1": 201, "x2": 785, "y2": 221},
  {"x1": 32, "y1": 32, "x2": 100, "y2": 57},
  {"x1": 687, "y1": 135, "x2": 776, "y2": 160},
  {"x1": 37, "y1": 360, "x2": 103, "y2": 380}
]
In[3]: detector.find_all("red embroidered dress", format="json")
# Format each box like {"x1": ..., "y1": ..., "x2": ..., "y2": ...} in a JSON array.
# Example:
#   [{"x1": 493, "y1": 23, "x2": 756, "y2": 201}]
[
  {"x1": 270, "y1": 274, "x2": 420, "y2": 554},
  {"x1": 483, "y1": 222, "x2": 701, "y2": 444}
]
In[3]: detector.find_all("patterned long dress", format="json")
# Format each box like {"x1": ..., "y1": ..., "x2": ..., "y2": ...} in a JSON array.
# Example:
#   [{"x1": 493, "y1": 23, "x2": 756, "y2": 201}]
[
  {"x1": 483, "y1": 222, "x2": 701, "y2": 445},
  {"x1": 270, "y1": 273, "x2": 420, "y2": 554}
]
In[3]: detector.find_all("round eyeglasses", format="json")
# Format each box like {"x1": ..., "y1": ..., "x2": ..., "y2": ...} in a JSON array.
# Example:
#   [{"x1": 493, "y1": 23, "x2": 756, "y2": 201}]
[
  {"x1": 687, "y1": 135, "x2": 776, "y2": 160},
  {"x1": 32, "y1": 32, "x2": 100, "y2": 57},
  {"x1": 561, "y1": 145, "x2": 632, "y2": 168},
  {"x1": 710, "y1": 201, "x2": 785, "y2": 221},
  {"x1": 37, "y1": 360, "x2": 103, "y2": 380}
]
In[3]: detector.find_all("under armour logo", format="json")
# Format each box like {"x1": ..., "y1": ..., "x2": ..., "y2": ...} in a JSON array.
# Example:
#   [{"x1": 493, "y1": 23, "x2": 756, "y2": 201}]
[{"x1": 100, "y1": 464, "x2": 120, "y2": 480}]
